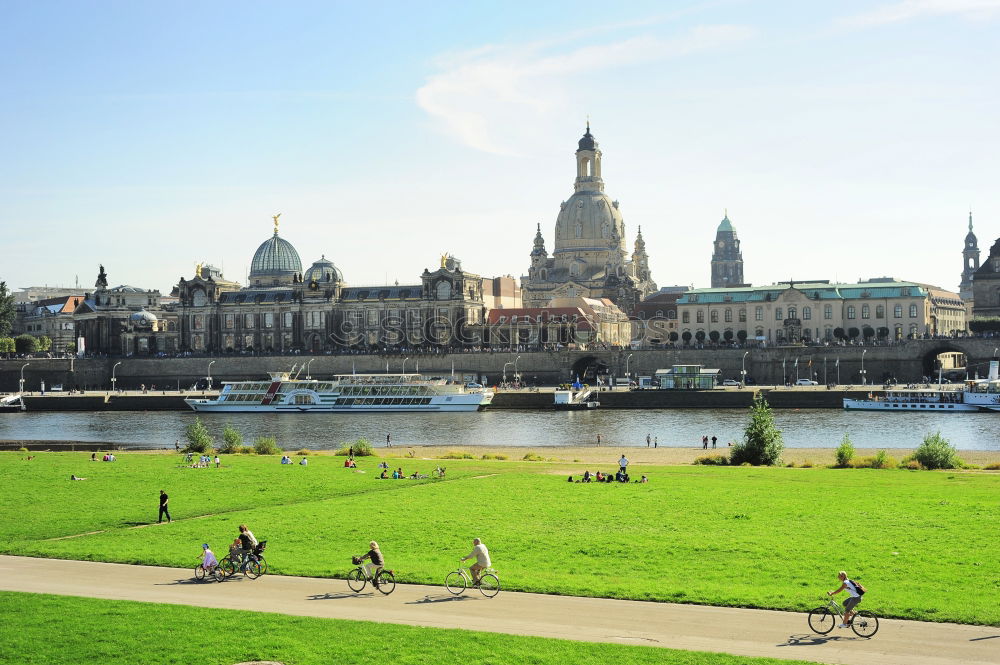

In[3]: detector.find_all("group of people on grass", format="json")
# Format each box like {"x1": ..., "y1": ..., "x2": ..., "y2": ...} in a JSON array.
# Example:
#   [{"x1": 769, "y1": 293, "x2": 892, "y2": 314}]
[{"x1": 280, "y1": 455, "x2": 307, "y2": 465}]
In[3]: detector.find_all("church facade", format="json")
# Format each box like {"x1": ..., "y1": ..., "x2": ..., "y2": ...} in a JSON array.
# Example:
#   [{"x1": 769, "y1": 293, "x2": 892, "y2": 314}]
[{"x1": 522, "y1": 125, "x2": 656, "y2": 313}]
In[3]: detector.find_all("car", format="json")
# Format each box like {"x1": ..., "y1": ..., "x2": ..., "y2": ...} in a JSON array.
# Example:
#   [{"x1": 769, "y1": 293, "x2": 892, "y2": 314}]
[
  {"x1": 465, "y1": 382, "x2": 484, "y2": 389},
  {"x1": 722, "y1": 379, "x2": 740, "y2": 386},
  {"x1": 795, "y1": 379, "x2": 819, "y2": 386}
]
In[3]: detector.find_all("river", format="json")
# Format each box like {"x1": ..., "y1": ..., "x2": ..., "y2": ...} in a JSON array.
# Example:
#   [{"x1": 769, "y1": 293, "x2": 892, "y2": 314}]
[{"x1": 0, "y1": 409, "x2": 995, "y2": 451}]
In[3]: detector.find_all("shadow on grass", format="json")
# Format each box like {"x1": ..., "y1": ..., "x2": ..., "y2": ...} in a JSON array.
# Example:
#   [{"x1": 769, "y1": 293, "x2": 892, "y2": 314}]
[
  {"x1": 778, "y1": 633, "x2": 868, "y2": 647},
  {"x1": 122, "y1": 521, "x2": 153, "y2": 527},
  {"x1": 307, "y1": 592, "x2": 375, "y2": 600},
  {"x1": 406, "y1": 594, "x2": 475, "y2": 605}
]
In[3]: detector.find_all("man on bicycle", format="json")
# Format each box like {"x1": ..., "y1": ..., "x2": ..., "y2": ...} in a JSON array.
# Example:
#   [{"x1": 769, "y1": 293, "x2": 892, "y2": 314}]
[
  {"x1": 828, "y1": 570, "x2": 864, "y2": 628},
  {"x1": 358, "y1": 541, "x2": 384, "y2": 583},
  {"x1": 460, "y1": 537, "x2": 491, "y2": 585}
]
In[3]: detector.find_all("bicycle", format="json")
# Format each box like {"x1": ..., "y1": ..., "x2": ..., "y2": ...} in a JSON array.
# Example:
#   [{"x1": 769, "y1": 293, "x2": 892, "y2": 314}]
[
  {"x1": 220, "y1": 541, "x2": 268, "y2": 580},
  {"x1": 445, "y1": 566, "x2": 500, "y2": 598},
  {"x1": 347, "y1": 556, "x2": 396, "y2": 595},
  {"x1": 194, "y1": 560, "x2": 226, "y2": 583},
  {"x1": 808, "y1": 597, "x2": 879, "y2": 638}
]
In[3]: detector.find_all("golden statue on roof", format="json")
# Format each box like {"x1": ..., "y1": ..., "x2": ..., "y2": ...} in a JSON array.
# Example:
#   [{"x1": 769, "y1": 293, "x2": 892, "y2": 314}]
[
  {"x1": 440, "y1": 252, "x2": 450, "y2": 268},
  {"x1": 272, "y1": 213, "x2": 281, "y2": 233}
]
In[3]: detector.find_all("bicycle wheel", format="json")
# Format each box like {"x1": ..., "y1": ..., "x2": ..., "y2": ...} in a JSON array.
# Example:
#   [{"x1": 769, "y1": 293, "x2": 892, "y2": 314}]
[
  {"x1": 808, "y1": 607, "x2": 836, "y2": 634},
  {"x1": 478, "y1": 573, "x2": 500, "y2": 598},
  {"x1": 347, "y1": 568, "x2": 366, "y2": 592},
  {"x1": 256, "y1": 556, "x2": 268, "y2": 576},
  {"x1": 445, "y1": 571, "x2": 467, "y2": 595},
  {"x1": 194, "y1": 565, "x2": 207, "y2": 581},
  {"x1": 851, "y1": 611, "x2": 879, "y2": 638},
  {"x1": 211, "y1": 566, "x2": 226, "y2": 583},
  {"x1": 245, "y1": 560, "x2": 263, "y2": 579},
  {"x1": 375, "y1": 570, "x2": 396, "y2": 595},
  {"x1": 220, "y1": 557, "x2": 237, "y2": 578}
]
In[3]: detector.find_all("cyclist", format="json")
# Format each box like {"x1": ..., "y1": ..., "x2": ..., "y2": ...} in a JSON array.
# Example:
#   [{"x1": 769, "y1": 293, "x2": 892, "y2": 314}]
[
  {"x1": 827, "y1": 570, "x2": 864, "y2": 628},
  {"x1": 357, "y1": 541, "x2": 384, "y2": 583},
  {"x1": 232, "y1": 524, "x2": 258, "y2": 569},
  {"x1": 460, "y1": 537, "x2": 491, "y2": 585}
]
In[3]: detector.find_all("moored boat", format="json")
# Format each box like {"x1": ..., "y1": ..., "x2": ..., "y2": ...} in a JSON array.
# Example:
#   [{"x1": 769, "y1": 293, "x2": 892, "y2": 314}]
[{"x1": 185, "y1": 372, "x2": 493, "y2": 413}]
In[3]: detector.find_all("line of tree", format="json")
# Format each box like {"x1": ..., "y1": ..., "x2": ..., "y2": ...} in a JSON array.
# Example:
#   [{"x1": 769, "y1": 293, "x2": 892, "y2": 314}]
[
  {"x1": 969, "y1": 317, "x2": 1000, "y2": 334},
  {"x1": 0, "y1": 334, "x2": 52, "y2": 355},
  {"x1": 0, "y1": 282, "x2": 15, "y2": 337}
]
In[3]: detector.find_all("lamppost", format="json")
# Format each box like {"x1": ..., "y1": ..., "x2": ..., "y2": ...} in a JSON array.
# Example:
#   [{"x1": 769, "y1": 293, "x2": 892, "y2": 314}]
[
  {"x1": 795, "y1": 357, "x2": 800, "y2": 383},
  {"x1": 207, "y1": 360, "x2": 216, "y2": 389},
  {"x1": 625, "y1": 353, "x2": 634, "y2": 387},
  {"x1": 741, "y1": 351, "x2": 749, "y2": 386},
  {"x1": 401, "y1": 357, "x2": 411, "y2": 375},
  {"x1": 111, "y1": 361, "x2": 122, "y2": 392},
  {"x1": 860, "y1": 349, "x2": 867, "y2": 386},
  {"x1": 781, "y1": 357, "x2": 786, "y2": 386},
  {"x1": 514, "y1": 355, "x2": 522, "y2": 382},
  {"x1": 305, "y1": 358, "x2": 315, "y2": 379},
  {"x1": 502, "y1": 361, "x2": 514, "y2": 384},
  {"x1": 19, "y1": 363, "x2": 29, "y2": 394}
]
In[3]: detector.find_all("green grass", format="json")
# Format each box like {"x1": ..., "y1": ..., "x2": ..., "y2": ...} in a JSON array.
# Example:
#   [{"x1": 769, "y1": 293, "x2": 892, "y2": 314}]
[
  {"x1": 0, "y1": 591, "x2": 823, "y2": 665},
  {"x1": 2, "y1": 452, "x2": 998, "y2": 625}
]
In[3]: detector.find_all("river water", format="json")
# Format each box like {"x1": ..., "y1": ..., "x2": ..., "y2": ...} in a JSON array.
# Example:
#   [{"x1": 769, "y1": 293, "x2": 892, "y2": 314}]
[{"x1": 0, "y1": 409, "x2": 995, "y2": 451}]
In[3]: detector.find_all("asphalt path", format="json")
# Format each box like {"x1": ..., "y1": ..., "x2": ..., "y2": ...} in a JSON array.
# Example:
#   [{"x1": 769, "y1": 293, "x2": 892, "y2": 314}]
[{"x1": 2, "y1": 556, "x2": 997, "y2": 665}]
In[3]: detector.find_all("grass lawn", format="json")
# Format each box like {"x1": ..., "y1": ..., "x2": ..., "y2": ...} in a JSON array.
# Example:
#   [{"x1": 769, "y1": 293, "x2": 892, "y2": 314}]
[
  {"x1": 2, "y1": 452, "x2": 997, "y2": 625},
  {"x1": 0, "y1": 591, "x2": 824, "y2": 665}
]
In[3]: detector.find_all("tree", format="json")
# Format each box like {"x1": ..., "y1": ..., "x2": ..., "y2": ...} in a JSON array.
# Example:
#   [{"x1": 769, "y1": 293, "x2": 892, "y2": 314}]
[
  {"x1": 969, "y1": 317, "x2": 1000, "y2": 334},
  {"x1": 37, "y1": 335, "x2": 52, "y2": 352},
  {"x1": 681, "y1": 331, "x2": 692, "y2": 345},
  {"x1": 183, "y1": 417, "x2": 213, "y2": 453},
  {"x1": 877, "y1": 327, "x2": 890, "y2": 340},
  {"x1": 862, "y1": 326, "x2": 875, "y2": 340},
  {"x1": 709, "y1": 330, "x2": 721, "y2": 343},
  {"x1": 848, "y1": 327, "x2": 860, "y2": 340},
  {"x1": 737, "y1": 330, "x2": 748, "y2": 342},
  {"x1": 669, "y1": 332, "x2": 679, "y2": 343},
  {"x1": 695, "y1": 330, "x2": 706, "y2": 343},
  {"x1": 0, "y1": 337, "x2": 14, "y2": 355},
  {"x1": 66, "y1": 341, "x2": 76, "y2": 354},
  {"x1": 723, "y1": 330, "x2": 734, "y2": 341},
  {"x1": 0, "y1": 282, "x2": 15, "y2": 337},
  {"x1": 730, "y1": 392, "x2": 784, "y2": 466},
  {"x1": 14, "y1": 334, "x2": 37, "y2": 354},
  {"x1": 833, "y1": 327, "x2": 846, "y2": 340},
  {"x1": 218, "y1": 423, "x2": 243, "y2": 453}
]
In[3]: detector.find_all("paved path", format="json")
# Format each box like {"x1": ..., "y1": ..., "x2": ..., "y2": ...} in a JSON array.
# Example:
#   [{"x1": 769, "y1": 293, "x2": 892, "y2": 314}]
[{"x1": 2, "y1": 556, "x2": 996, "y2": 665}]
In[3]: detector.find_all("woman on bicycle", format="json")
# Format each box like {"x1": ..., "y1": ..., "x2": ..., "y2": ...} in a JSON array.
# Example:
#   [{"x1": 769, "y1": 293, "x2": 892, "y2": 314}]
[
  {"x1": 828, "y1": 570, "x2": 865, "y2": 628},
  {"x1": 358, "y1": 541, "x2": 384, "y2": 582},
  {"x1": 234, "y1": 525, "x2": 258, "y2": 567}
]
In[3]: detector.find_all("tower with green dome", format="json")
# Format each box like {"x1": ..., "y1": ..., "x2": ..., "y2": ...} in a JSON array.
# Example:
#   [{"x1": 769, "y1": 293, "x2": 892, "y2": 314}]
[{"x1": 710, "y1": 211, "x2": 744, "y2": 288}]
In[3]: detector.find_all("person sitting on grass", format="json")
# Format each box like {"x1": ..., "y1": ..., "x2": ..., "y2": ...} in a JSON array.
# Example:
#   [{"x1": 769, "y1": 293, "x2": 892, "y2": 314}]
[
  {"x1": 70, "y1": 474, "x2": 87, "y2": 480},
  {"x1": 582, "y1": 470, "x2": 592, "y2": 482},
  {"x1": 380, "y1": 468, "x2": 389, "y2": 479},
  {"x1": 640, "y1": 475, "x2": 648, "y2": 483},
  {"x1": 594, "y1": 471, "x2": 604, "y2": 482},
  {"x1": 299, "y1": 457, "x2": 308, "y2": 466}
]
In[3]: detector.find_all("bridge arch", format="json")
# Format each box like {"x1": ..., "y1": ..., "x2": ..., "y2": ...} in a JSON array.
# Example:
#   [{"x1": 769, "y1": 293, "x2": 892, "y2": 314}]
[
  {"x1": 571, "y1": 355, "x2": 610, "y2": 384},
  {"x1": 920, "y1": 343, "x2": 968, "y2": 380}
]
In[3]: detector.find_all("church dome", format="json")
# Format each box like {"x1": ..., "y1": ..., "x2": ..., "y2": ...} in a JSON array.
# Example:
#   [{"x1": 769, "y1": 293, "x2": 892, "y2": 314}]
[
  {"x1": 577, "y1": 125, "x2": 598, "y2": 151},
  {"x1": 553, "y1": 190, "x2": 625, "y2": 253},
  {"x1": 129, "y1": 309, "x2": 157, "y2": 327},
  {"x1": 250, "y1": 231, "x2": 302, "y2": 278},
  {"x1": 304, "y1": 255, "x2": 343, "y2": 284}
]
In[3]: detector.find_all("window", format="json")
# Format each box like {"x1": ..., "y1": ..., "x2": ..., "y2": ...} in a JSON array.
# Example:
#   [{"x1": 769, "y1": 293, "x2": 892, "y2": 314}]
[
  {"x1": 263, "y1": 313, "x2": 274, "y2": 328},
  {"x1": 876, "y1": 305, "x2": 885, "y2": 318},
  {"x1": 861, "y1": 305, "x2": 870, "y2": 319},
  {"x1": 224, "y1": 313, "x2": 235, "y2": 329},
  {"x1": 824, "y1": 304, "x2": 832, "y2": 320},
  {"x1": 775, "y1": 307, "x2": 783, "y2": 321},
  {"x1": 244, "y1": 314, "x2": 255, "y2": 328},
  {"x1": 909, "y1": 304, "x2": 918, "y2": 318},
  {"x1": 282, "y1": 312, "x2": 293, "y2": 327},
  {"x1": 894, "y1": 304, "x2": 903, "y2": 318},
  {"x1": 696, "y1": 311, "x2": 704, "y2": 323},
  {"x1": 682, "y1": 311, "x2": 690, "y2": 323},
  {"x1": 803, "y1": 306, "x2": 811, "y2": 320},
  {"x1": 667, "y1": 310, "x2": 676, "y2": 319},
  {"x1": 755, "y1": 306, "x2": 763, "y2": 321},
  {"x1": 724, "y1": 309, "x2": 732, "y2": 322},
  {"x1": 909, "y1": 323, "x2": 918, "y2": 336},
  {"x1": 710, "y1": 310, "x2": 718, "y2": 323},
  {"x1": 739, "y1": 309, "x2": 746, "y2": 322},
  {"x1": 787, "y1": 306, "x2": 796, "y2": 319},
  {"x1": 847, "y1": 306, "x2": 856, "y2": 319}
]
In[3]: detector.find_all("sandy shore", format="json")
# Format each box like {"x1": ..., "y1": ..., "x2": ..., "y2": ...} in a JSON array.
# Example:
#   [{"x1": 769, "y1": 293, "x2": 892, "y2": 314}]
[{"x1": 378, "y1": 444, "x2": 1000, "y2": 467}]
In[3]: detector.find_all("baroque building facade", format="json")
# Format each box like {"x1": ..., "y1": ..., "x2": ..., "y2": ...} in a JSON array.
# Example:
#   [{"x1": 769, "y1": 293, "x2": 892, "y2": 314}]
[
  {"x1": 523, "y1": 125, "x2": 656, "y2": 312},
  {"x1": 710, "y1": 212, "x2": 745, "y2": 288},
  {"x1": 174, "y1": 222, "x2": 489, "y2": 353},
  {"x1": 972, "y1": 234, "x2": 1000, "y2": 319}
]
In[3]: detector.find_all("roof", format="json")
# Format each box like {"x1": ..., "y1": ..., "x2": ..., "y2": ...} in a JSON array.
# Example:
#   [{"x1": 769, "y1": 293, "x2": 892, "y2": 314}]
[
  {"x1": 250, "y1": 232, "x2": 302, "y2": 277},
  {"x1": 339, "y1": 285, "x2": 423, "y2": 301},
  {"x1": 717, "y1": 215, "x2": 734, "y2": 233},
  {"x1": 677, "y1": 282, "x2": 928, "y2": 304}
]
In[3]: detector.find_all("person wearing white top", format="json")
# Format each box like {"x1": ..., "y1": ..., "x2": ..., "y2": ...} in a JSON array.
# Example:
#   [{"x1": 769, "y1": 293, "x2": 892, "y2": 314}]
[
  {"x1": 460, "y1": 538, "x2": 491, "y2": 585},
  {"x1": 828, "y1": 570, "x2": 864, "y2": 628},
  {"x1": 619, "y1": 454, "x2": 629, "y2": 473}
]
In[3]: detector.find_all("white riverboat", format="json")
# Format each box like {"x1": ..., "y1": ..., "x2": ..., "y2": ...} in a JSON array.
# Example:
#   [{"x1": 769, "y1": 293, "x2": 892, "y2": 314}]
[
  {"x1": 843, "y1": 378, "x2": 1000, "y2": 412},
  {"x1": 185, "y1": 372, "x2": 493, "y2": 413}
]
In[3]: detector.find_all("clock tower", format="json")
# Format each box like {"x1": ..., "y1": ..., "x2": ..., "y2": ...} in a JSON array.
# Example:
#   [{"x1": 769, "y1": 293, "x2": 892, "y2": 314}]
[{"x1": 710, "y1": 211, "x2": 744, "y2": 288}]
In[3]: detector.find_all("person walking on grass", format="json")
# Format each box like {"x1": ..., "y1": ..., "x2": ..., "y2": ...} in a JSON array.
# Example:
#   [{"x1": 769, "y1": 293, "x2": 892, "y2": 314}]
[{"x1": 158, "y1": 490, "x2": 171, "y2": 523}]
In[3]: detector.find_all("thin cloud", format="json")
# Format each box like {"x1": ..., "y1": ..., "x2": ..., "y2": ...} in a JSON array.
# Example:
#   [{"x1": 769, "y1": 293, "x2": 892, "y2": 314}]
[
  {"x1": 416, "y1": 24, "x2": 757, "y2": 155},
  {"x1": 839, "y1": 0, "x2": 1000, "y2": 27}
]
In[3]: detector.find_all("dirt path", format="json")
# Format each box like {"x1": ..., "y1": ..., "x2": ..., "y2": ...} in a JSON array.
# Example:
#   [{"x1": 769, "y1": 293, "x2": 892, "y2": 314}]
[{"x1": 2, "y1": 556, "x2": 996, "y2": 665}]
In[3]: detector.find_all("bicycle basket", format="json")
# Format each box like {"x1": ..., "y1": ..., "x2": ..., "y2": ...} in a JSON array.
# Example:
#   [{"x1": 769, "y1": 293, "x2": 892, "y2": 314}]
[
  {"x1": 254, "y1": 540, "x2": 267, "y2": 554},
  {"x1": 351, "y1": 556, "x2": 361, "y2": 565}
]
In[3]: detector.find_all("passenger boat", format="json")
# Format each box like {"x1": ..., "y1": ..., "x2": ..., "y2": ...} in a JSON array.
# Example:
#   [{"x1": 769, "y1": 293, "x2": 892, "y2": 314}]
[
  {"x1": 843, "y1": 376, "x2": 1000, "y2": 412},
  {"x1": 185, "y1": 372, "x2": 493, "y2": 413}
]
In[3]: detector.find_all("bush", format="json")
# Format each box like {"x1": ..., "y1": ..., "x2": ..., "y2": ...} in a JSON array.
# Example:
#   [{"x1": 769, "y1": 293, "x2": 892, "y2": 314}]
[
  {"x1": 911, "y1": 432, "x2": 964, "y2": 470},
  {"x1": 436, "y1": 450, "x2": 474, "y2": 459},
  {"x1": 730, "y1": 393, "x2": 784, "y2": 466},
  {"x1": 218, "y1": 423, "x2": 243, "y2": 454},
  {"x1": 872, "y1": 449, "x2": 895, "y2": 469},
  {"x1": 481, "y1": 454, "x2": 508, "y2": 460},
  {"x1": 835, "y1": 434, "x2": 855, "y2": 468},
  {"x1": 253, "y1": 436, "x2": 282, "y2": 455},
  {"x1": 693, "y1": 455, "x2": 729, "y2": 466},
  {"x1": 334, "y1": 439, "x2": 374, "y2": 457},
  {"x1": 900, "y1": 459, "x2": 923, "y2": 470},
  {"x1": 238, "y1": 446, "x2": 255, "y2": 455},
  {"x1": 183, "y1": 417, "x2": 213, "y2": 453},
  {"x1": 296, "y1": 448, "x2": 311, "y2": 456},
  {"x1": 521, "y1": 452, "x2": 545, "y2": 461},
  {"x1": 798, "y1": 460, "x2": 814, "y2": 468},
  {"x1": 984, "y1": 462, "x2": 1000, "y2": 471}
]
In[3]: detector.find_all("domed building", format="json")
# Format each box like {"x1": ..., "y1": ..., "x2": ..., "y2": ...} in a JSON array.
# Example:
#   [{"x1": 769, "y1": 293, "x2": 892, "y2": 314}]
[
  {"x1": 249, "y1": 227, "x2": 303, "y2": 287},
  {"x1": 523, "y1": 124, "x2": 656, "y2": 312},
  {"x1": 304, "y1": 255, "x2": 343, "y2": 286}
]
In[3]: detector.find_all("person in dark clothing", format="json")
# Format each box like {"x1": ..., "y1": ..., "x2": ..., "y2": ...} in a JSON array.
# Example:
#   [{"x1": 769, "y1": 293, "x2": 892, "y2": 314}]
[
  {"x1": 358, "y1": 541, "x2": 385, "y2": 583},
  {"x1": 158, "y1": 490, "x2": 171, "y2": 523}
]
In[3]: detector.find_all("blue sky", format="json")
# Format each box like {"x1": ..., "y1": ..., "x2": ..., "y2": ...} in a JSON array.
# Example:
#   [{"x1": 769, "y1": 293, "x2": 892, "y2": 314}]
[{"x1": 3, "y1": 0, "x2": 999, "y2": 296}]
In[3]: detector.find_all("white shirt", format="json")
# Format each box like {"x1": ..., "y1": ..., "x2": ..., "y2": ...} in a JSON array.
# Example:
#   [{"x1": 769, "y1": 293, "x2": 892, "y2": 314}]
[
  {"x1": 620, "y1": 456, "x2": 629, "y2": 467},
  {"x1": 844, "y1": 579, "x2": 861, "y2": 598},
  {"x1": 464, "y1": 543, "x2": 491, "y2": 567}
]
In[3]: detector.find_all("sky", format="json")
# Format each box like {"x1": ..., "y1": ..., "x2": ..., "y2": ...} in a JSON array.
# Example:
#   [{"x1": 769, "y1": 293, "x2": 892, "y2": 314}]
[{"x1": 3, "y1": 0, "x2": 999, "y2": 297}]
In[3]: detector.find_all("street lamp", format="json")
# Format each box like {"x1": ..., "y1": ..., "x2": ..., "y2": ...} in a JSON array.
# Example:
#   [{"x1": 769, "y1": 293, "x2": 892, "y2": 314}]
[
  {"x1": 111, "y1": 361, "x2": 122, "y2": 393},
  {"x1": 401, "y1": 357, "x2": 410, "y2": 375},
  {"x1": 741, "y1": 351, "x2": 749, "y2": 385},
  {"x1": 305, "y1": 358, "x2": 315, "y2": 379},
  {"x1": 19, "y1": 363, "x2": 29, "y2": 394},
  {"x1": 625, "y1": 353, "x2": 634, "y2": 386},
  {"x1": 860, "y1": 349, "x2": 867, "y2": 386},
  {"x1": 207, "y1": 360, "x2": 216, "y2": 389},
  {"x1": 514, "y1": 355, "x2": 522, "y2": 382},
  {"x1": 502, "y1": 361, "x2": 514, "y2": 384},
  {"x1": 795, "y1": 357, "x2": 800, "y2": 383}
]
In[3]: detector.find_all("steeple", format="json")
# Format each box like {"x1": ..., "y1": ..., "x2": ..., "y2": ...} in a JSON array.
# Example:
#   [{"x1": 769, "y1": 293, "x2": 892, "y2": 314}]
[
  {"x1": 574, "y1": 123, "x2": 603, "y2": 193},
  {"x1": 960, "y1": 209, "x2": 980, "y2": 300},
  {"x1": 711, "y1": 211, "x2": 743, "y2": 288},
  {"x1": 531, "y1": 222, "x2": 547, "y2": 256}
]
